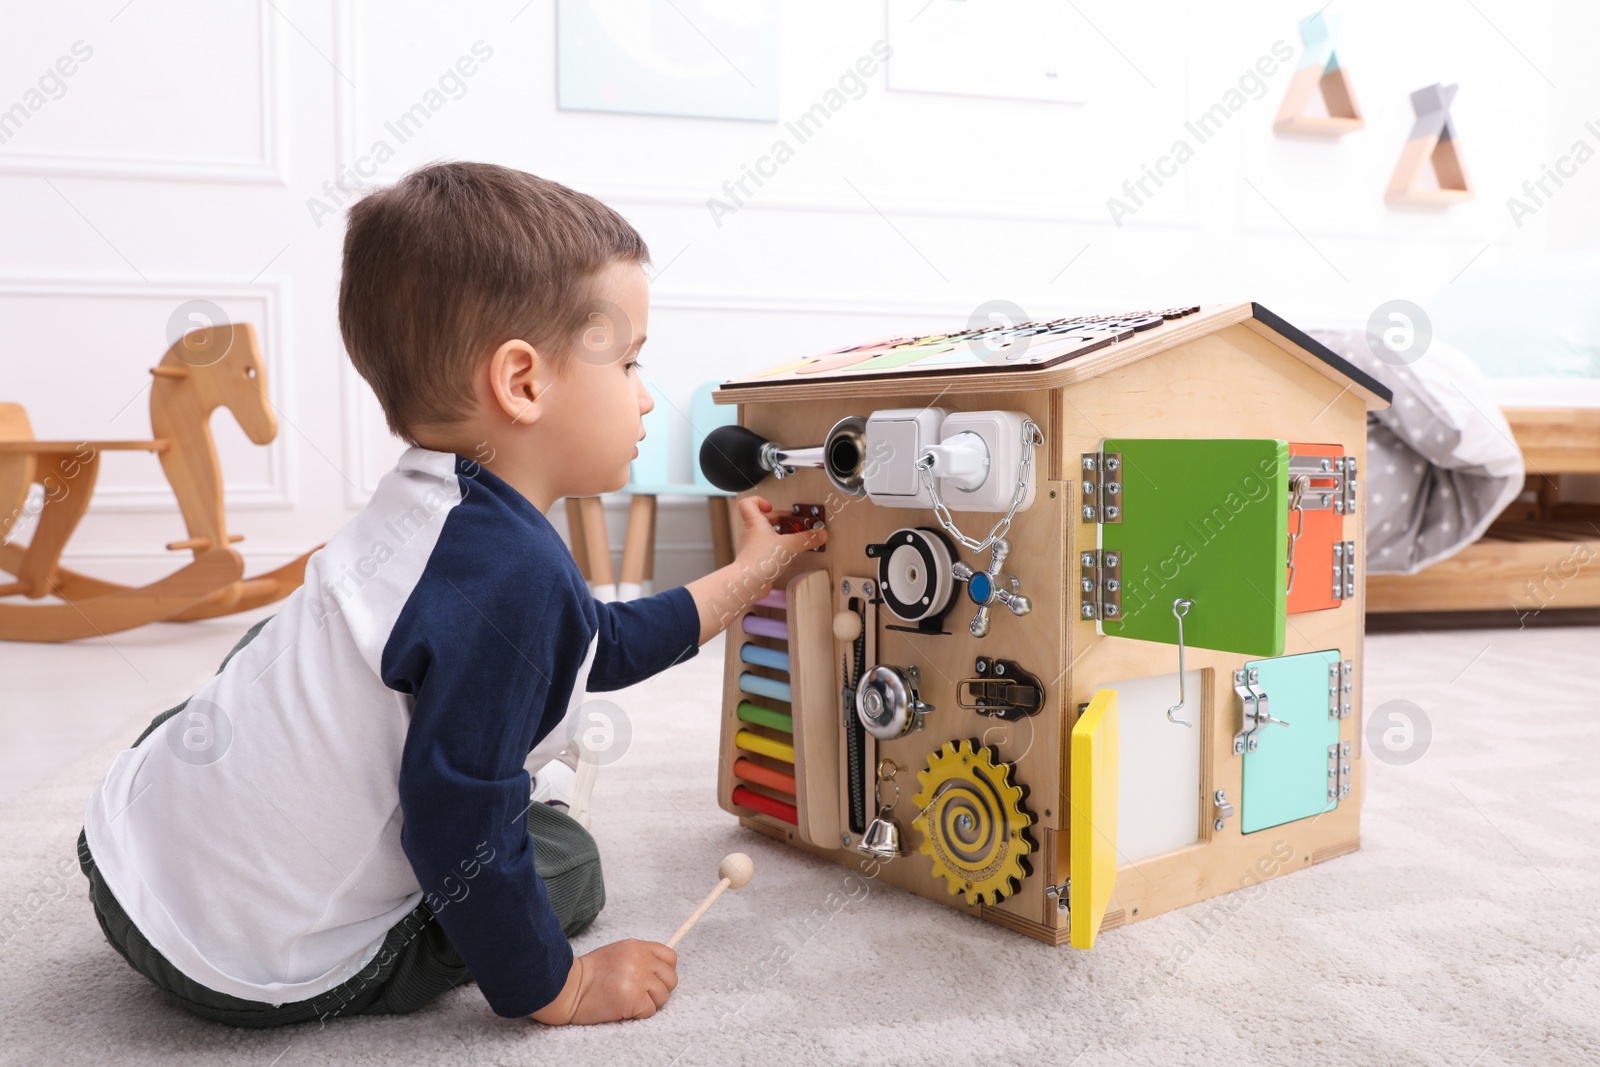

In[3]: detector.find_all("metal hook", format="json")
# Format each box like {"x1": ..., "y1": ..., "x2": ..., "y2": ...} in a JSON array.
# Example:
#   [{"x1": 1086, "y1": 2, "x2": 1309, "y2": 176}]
[
  {"x1": 1167, "y1": 598, "x2": 1194, "y2": 727},
  {"x1": 1286, "y1": 474, "x2": 1308, "y2": 593}
]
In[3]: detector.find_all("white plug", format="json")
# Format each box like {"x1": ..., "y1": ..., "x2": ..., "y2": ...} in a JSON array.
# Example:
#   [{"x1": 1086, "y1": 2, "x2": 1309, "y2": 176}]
[{"x1": 919, "y1": 432, "x2": 990, "y2": 491}]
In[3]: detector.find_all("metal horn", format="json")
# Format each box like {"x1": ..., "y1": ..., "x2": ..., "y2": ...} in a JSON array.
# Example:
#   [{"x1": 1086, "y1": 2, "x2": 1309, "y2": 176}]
[{"x1": 699, "y1": 415, "x2": 867, "y2": 496}]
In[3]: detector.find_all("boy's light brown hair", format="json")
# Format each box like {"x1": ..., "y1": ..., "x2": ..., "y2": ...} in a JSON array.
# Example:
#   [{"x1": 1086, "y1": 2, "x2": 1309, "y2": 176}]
[{"x1": 339, "y1": 161, "x2": 650, "y2": 445}]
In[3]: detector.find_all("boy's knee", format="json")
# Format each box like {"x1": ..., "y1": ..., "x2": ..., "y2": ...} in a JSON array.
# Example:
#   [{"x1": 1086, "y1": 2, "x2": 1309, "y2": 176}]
[
  {"x1": 556, "y1": 853, "x2": 605, "y2": 937},
  {"x1": 527, "y1": 804, "x2": 606, "y2": 936}
]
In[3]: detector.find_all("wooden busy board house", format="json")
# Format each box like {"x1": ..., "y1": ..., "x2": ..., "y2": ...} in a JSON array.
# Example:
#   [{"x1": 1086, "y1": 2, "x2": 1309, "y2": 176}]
[{"x1": 696, "y1": 303, "x2": 1393, "y2": 948}]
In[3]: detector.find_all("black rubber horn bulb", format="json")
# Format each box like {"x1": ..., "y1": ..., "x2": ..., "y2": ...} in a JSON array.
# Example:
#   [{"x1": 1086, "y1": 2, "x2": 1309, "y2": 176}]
[{"x1": 699, "y1": 424, "x2": 772, "y2": 492}]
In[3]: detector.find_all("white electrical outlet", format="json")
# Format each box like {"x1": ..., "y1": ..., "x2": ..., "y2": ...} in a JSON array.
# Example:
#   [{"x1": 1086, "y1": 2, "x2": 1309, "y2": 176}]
[
  {"x1": 936, "y1": 410, "x2": 1037, "y2": 514},
  {"x1": 862, "y1": 408, "x2": 1037, "y2": 514}
]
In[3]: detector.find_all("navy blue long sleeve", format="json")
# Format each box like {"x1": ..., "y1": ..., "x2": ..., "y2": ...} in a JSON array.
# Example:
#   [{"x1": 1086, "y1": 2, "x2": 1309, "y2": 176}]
[
  {"x1": 587, "y1": 586, "x2": 701, "y2": 691},
  {"x1": 382, "y1": 458, "x2": 700, "y2": 1018}
]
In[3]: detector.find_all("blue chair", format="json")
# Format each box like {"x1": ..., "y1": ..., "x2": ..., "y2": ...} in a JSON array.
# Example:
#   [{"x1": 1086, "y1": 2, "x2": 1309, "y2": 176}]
[{"x1": 563, "y1": 381, "x2": 739, "y2": 601}]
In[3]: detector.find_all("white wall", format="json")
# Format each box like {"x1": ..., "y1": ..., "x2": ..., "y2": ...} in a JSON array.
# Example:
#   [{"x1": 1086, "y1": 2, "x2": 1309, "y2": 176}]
[{"x1": 0, "y1": 0, "x2": 1578, "y2": 590}]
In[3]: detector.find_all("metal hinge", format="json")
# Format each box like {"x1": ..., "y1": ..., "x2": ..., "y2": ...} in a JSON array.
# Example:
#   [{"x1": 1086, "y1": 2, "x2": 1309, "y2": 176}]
[
  {"x1": 1340, "y1": 456, "x2": 1358, "y2": 517},
  {"x1": 1078, "y1": 549, "x2": 1122, "y2": 621},
  {"x1": 1212, "y1": 788, "x2": 1234, "y2": 832},
  {"x1": 1080, "y1": 452, "x2": 1123, "y2": 523},
  {"x1": 1328, "y1": 658, "x2": 1354, "y2": 720},
  {"x1": 1233, "y1": 668, "x2": 1265, "y2": 753},
  {"x1": 1332, "y1": 539, "x2": 1356, "y2": 600},
  {"x1": 1327, "y1": 741, "x2": 1352, "y2": 802}
]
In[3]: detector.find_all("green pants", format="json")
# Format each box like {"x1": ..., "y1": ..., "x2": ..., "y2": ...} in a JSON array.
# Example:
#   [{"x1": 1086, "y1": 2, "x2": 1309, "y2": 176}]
[{"x1": 76, "y1": 616, "x2": 606, "y2": 1027}]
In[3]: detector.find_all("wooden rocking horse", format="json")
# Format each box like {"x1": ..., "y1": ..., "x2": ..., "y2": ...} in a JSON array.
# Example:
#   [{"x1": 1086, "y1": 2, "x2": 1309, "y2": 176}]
[{"x1": 0, "y1": 323, "x2": 317, "y2": 642}]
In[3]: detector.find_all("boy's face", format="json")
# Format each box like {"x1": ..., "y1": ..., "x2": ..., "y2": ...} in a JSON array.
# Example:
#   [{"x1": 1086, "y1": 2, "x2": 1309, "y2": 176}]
[{"x1": 544, "y1": 259, "x2": 654, "y2": 496}]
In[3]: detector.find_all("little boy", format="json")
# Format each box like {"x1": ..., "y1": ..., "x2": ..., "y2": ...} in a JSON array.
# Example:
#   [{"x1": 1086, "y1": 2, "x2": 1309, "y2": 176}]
[{"x1": 76, "y1": 162, "x2": 827, "y2": 1027}]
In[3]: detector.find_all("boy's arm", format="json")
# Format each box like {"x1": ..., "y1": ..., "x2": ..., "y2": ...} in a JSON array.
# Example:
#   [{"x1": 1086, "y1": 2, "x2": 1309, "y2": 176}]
[
  {"x1": 585, "y1": 497, "x2": 826, "y2": 691},
  {"x1": 387, "y1": 582, "x2": 590, "y2": 1019},
  {"x1": 585, "y1": 586, "x2": 700, "y2": 692}
]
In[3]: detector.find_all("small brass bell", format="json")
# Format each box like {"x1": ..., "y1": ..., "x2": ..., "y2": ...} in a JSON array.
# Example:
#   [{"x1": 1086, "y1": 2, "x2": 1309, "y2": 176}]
[{"x1": 859, "y1": 805, "x2": 902, "y2": 859}]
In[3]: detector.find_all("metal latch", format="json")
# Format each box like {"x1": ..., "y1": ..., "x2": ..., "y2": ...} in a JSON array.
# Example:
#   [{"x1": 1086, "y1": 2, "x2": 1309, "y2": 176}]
[
  {"x1": 1327, "y1": 741, "x2": 1352, "y2": 801},
  {"x1": 1078, "y1": 549, "x2": 1122, "y2": 621},
  {"x1": 1045, "y1": 879, "x2": 1070, "y2": 913},
  {"x1": 1332, "y1": 539, "x2": 1356, "y2": 600},
  {"x1": 1080, "y1": 452, "x2": 1123, "y2": 523},
  {"x1": 1328, "y1": 658, "x2": 1354, "y2": 719},
  {"x1": 1212, "y1": 788, "x2": 1234, "y2": 832},
  {"x1": 1232, "y1": 667, "x2": 1290, "y2": 753},
  {"x1": 1287, "y1": 455, "x2": 1357, "y2": 515},
  {"x1": 957, "y1": 657, "x2": 1044, "y2": 721},
  {"x1": 1288, "y1": 455, "x2": 1342, "y2": 511}
]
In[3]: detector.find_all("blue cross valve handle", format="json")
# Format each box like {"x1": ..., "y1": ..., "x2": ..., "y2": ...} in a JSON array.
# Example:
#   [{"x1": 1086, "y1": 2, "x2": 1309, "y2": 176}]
[{"x1": 950, "y1": 538, "x2": 1032, "y2": 638}]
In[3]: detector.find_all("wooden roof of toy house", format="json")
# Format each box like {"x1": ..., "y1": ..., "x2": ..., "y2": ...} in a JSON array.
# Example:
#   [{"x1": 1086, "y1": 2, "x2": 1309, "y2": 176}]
[{"x1": 712, "y1": 302, "x2": 1392, "y2": 409}]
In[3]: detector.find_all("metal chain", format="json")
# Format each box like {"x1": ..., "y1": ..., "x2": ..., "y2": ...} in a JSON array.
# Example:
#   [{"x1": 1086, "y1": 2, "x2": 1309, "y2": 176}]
[{"x1": 914, "y1": 418, "x2": 1044, "y2": 554}]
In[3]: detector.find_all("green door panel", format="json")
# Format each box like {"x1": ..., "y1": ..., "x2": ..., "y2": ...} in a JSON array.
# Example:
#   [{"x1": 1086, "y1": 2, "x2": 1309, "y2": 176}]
[
  {"x1": 1100, "y1": 438, "x2": 1289, "y2": 658},
  {"x1": 1241, "y1": 649, "x2": 1341, "y2": 833}
]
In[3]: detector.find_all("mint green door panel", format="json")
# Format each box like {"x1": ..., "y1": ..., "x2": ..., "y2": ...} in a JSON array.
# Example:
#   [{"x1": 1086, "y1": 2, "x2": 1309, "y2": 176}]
[
  {"x1": 1100, "y1": 439, "x2": 1289, "y2": 658},
  {"x1": 1241, "y1": 649, "x2": 1341, "y2": 833}
]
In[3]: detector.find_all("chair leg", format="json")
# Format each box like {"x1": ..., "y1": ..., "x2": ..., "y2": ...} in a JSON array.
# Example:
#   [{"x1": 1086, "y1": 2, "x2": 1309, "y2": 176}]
[
  {"x1": 564, "y1": 498, "x2": 592, "y2": 581},
  {"x1": 708, "y1": 496, "x2": 735, "y2": 569},
  {"x1": 619, "y1": 495, "x2": 656, "y2": 602},
  {"x1": 577, "y1": 497, "x2": 616, "y2": 601},
  {"x1": 641, "y1": 494, "x2": 656, "y2": 597}
]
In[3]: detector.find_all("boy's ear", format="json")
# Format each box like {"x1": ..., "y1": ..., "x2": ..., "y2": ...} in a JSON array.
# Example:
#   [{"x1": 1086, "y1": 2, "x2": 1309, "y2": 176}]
[{"x1": 486, "y1": 339, "x2": 544, "y2": 426}]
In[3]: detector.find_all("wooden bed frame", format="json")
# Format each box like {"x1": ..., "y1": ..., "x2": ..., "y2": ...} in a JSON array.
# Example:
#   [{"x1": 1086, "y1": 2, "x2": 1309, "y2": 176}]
[{"x1": 1367, "y1": 407, "x2": 1600, "y2": 615}]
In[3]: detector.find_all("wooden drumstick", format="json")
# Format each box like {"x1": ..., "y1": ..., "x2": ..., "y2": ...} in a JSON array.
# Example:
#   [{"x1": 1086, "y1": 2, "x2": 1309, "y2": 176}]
[{"x1": 665, "y1": 853, "x2": 754, "y2": 949}]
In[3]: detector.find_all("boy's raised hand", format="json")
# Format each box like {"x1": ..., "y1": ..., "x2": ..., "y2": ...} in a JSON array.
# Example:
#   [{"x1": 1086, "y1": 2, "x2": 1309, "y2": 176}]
[
  {"x1": 683, "y1": 494, "x2": 831, "y2": 647},
  {"x1": 733, "y1": 495, "x2": 828, "y2": 579},
  {"x1": 532, "y1": 939, "x2": 678, "y2": 1025}
]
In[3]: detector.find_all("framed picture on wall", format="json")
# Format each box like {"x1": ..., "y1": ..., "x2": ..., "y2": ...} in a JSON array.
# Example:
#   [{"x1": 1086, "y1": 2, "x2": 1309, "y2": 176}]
[
  {"x1": 556, "y1": 0, "x2": 781, "y2": 121},
  {"x1": 886, "y1": 0, "x2": 1085, "y2": 104}
]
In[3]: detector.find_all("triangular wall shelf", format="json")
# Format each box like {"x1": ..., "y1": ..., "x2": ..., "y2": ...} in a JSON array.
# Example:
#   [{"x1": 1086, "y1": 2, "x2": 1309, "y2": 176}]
[
  {"x1": 1385, "y1": 83, "x2": 1474, "y2": 205},
  {"x1": 1274, "y1": 12, "x2": 1364, "y2": 136}
]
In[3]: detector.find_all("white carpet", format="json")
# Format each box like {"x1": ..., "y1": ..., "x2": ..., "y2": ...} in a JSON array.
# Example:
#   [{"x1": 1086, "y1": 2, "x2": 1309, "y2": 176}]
[{"x1": 2, "y1": 616, "x2": 1598, "y2": 1066}]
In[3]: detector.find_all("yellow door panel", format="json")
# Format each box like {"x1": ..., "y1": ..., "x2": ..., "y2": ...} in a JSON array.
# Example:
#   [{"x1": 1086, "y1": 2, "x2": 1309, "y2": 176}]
[{"x1": 1070, "y1": 688, "x2": 1119, "y2": 949}]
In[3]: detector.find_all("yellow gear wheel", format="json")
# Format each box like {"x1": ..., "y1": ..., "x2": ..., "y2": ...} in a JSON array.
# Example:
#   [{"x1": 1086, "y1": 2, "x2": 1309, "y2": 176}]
[{"x1": 912, "y1": 738, "x2": 1034, "y2": 906}]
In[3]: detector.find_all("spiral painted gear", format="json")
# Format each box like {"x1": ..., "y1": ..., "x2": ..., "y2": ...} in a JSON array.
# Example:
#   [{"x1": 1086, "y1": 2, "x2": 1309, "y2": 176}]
[{"x1": 912, "y1": 738, "x2": 1034, "y2": 906}]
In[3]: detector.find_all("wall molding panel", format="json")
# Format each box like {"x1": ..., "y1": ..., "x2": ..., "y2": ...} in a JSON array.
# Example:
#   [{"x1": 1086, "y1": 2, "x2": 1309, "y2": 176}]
[
  {"x1": 0, "y1": 1, "x2": 286, "y2": 185},
  {"x1": 0, "y1": 275, "x2": 294, "y2": 512}
]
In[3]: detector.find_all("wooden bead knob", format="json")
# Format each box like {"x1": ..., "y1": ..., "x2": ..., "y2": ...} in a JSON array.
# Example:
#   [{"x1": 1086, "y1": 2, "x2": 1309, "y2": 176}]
[{"x1": 833, "y1": 610, "x2": 862, "y2": 642}]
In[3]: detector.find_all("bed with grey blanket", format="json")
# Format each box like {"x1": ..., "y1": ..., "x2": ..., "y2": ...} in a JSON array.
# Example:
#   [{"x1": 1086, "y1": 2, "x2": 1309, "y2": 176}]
[{"x1": 1306, "y1": 328, "x2": 1524, "y2": 575}]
